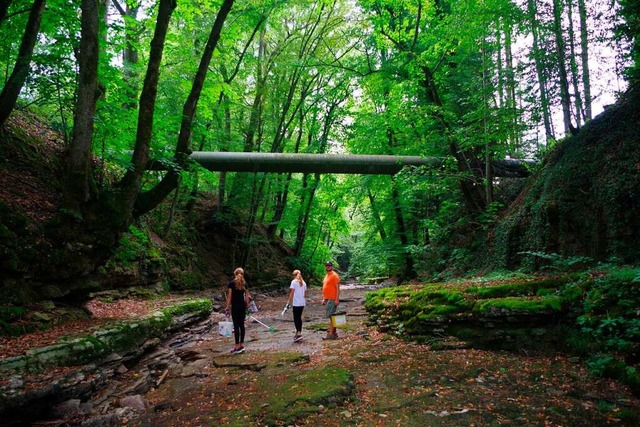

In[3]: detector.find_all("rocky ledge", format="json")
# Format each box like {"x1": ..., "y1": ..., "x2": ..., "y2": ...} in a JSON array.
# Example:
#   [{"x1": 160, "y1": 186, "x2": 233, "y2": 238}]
[{"x1": 0, "y1": 299, "x2": 213, "y2": 425}]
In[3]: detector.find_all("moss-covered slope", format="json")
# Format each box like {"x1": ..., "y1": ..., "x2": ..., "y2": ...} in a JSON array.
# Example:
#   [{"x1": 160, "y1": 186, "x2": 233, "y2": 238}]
[{"x1": 491, "y1": 87, "x2": 640, "y2": 269}]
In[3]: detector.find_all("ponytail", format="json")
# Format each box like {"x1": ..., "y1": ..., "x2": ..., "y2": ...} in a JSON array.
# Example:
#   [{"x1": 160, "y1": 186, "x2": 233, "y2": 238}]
[{"x1": 234, "y1": 267, "x2": 246, "y2": 290}]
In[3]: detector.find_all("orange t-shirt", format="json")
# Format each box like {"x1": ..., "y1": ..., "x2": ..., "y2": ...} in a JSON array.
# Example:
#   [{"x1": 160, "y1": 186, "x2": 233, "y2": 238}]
[{"x1": 322, "y1": 271, "x2": 340, "y2": 299}]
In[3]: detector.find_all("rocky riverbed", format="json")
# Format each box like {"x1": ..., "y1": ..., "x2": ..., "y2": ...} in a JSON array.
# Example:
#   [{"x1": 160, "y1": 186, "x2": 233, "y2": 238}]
[{"x1": 3, "y1": 282, "x2": 640, "y2": 426}]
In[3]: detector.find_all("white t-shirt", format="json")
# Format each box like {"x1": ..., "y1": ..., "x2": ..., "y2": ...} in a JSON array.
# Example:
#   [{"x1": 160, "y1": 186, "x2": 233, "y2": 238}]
[{"x1": 289, "y1": 280, "x2": 307, "y2": 307}]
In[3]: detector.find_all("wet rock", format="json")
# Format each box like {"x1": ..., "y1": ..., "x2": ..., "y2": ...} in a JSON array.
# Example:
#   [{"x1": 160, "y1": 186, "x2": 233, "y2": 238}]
[
  {"x1": 123, "y1": 369, "x2": 154, "y2": 395},
  {"x1": 120, "y1": 394, "x2": 146, "y2": 411},
  {"x1": 113, "y1": 407, "x2": 136, "y2": 424},
  {"x1": 180, "y1": 358, "x2": 210, "y2": 377},
  {"x1": 175, "y1": 348, "x2": 206, "y2": 362},
  {"x1": 6, "y1": 375, "x2": 24, "y2": 389}
]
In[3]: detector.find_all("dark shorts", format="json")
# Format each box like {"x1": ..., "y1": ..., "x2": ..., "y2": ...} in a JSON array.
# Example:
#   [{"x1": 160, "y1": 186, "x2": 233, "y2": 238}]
[{"x1": 325, "y1": 299, "x2": 337, "y2": 318}]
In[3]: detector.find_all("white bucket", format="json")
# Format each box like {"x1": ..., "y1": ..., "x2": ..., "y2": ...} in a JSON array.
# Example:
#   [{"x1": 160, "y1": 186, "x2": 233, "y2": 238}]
[{"x1": 218, "y1": 321, "x2": 233, "y2": 337}]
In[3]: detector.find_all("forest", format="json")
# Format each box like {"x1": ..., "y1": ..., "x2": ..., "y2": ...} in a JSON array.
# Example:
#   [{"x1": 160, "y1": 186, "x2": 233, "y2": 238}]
[
  {"x1": 1, "y1": 0, "x2": 640, "y2": 423},
  {"x1": 1, "y1": 0, "x2": 637, "y2": 287}
]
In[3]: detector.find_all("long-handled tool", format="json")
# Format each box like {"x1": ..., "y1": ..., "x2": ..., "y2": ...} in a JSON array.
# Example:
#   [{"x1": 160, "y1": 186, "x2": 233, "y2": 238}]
[{"x1": 248, "y1": 314, "x2": 276, "y2": 333}]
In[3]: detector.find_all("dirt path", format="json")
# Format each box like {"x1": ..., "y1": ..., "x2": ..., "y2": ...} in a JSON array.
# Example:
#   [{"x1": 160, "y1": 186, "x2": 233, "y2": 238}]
[{"x1": 126, "y1": 283, "x2": 639, "y2": 426}]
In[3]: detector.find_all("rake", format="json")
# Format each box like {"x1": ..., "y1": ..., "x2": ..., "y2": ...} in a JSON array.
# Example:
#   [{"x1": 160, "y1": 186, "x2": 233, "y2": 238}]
[{"x1": 248, "y1": 314, "x2": 276, "y2": 333}]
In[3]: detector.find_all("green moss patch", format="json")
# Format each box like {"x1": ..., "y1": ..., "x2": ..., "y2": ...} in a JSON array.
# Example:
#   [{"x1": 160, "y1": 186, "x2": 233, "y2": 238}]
[
  {"x1": 366, "y1": 277, "x2": 570, "y2": 322},
  {"x1": 305, "y1": 323, "x2": 328, "y2": 332},
  {"x1": 162, "y1": 298, "x2": 212, "y2": 317},
  {"x1": 227, "y1": 367, "x2": 353, "y2": 425},
  {"x1": 474, "y1": 296, "x2": 564, "y2": 314},
  {"x1": 364, "y1": 276, "x2": 575, "y2": 350},
  {"x1": 212, "y1": 350, "x2": 308, "y2": 371},
  {"x1": 211, "y1": 351, "x2": 354, "y2": 426},
  {"x1": 467, "y1": 276, "x2": 570, "y2": 299}
]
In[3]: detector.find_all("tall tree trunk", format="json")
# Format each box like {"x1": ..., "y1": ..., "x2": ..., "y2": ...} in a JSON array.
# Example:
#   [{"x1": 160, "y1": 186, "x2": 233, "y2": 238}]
[
  {"x1": 496, "y1": 26, "x2": 504, "y2": 109},
  {"x1": 482, "y1": 41, "x2": 494, "y2": 205},
  {"x1": 116, "y1": 0, "x2": 176, "y2": 228},
  {"x1": 267, "y1": 2, "x2": 327, "y2": 155},
  {"x1": 185, "y1": 123, "x2": 212, "y2": 214},
  {"x1": 122, "y1": 3, "x2": 139, "y2": 79},
  {"x1": 162, "y1": 175, "x2": 181, "y2": 237},
  {"x1": 383, "y1": 116, "x2": 416, "y2": 277},
  {"x1": 528, "y1": 0, "x2": 554, "y2": 142},
  {"x1": 504, "y1": 20, "x2": 519, "y2": 152},
  {"x1": 249, "y1": 86, "x2": 308, "y2": 238},
  {"x1": 367, "y1": 189, "x2": 387, "y2": 240},
  {"x1": 293, "y1": 173, "x2": 320, "y2": 256},
  {"x1": 102, "y1": 0, "x2": 108, "y2": 27},
  {"x1": 244, "y1": 28, "x2": 266, "y2": 153},
  {"x1": 420, "y1": 64, "x2": 486, "y2": 213},
  {"x1": 288, "y1": 91, "x2": 342, "y2": 248},
  {"x1": 63, "y1": 0, "x2": 99, "y2": 211},
  {"x1": 216, "y1": 13, "x2": 265, "y2": 209},
  {"x1": 110, "y1": 0, "x2": 140, "y2": 106},
  {"x1": 267, "y1": 109, "x2": 307, "y2": 237},
  {"x1": 0, "y1": 0, "x2": 46, "y2": 127},
  {"x1": 552, "y1": 0, "x2": 578, "y2": 135},
  {"x1": 267, "y1": 173, "x2": 294, "y2": 238},
  {"x1": 238, "y1": 3, "x2": 331, "y2": 243},
  {"x1": 267, "y1": 111, "x2": 304, "y2": 238},
  {"x1": 566, "y1": 0, "x2": 585, "y2": 125},
  {"x1": 391, "y1": 178, "x2": 416, "y2": 279},
  {"x1": 135, "y1": 0, "x2": 234, "y2": 217},
  {"x1": 240, "y1": 171, "x2": 268, "y2": 267},
  {"x1": 578, "y1": 0, "x2": 592, "y2": 120},
  {"x1": 238, "y1": 54, "x2": 316, "y2": 231},
  {"x1": 217, "y1": 93, "x2": 231, "y2": 208},
  {"x1": 258, "y1": 176, "x2": 275, "y2": 224},
  {"x1": 267, "y1": 172, "x2": 293, "y2": 236},
  {"x1": 228, "y1": 26, "x2": 265, "y2": 208}
]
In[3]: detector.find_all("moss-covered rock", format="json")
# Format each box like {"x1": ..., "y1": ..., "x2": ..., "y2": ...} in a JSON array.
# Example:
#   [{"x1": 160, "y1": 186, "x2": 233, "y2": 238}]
[
  {"x1": 474, "y1": 296, "x2": 564, "y2": 314},
  {"x1": 365, "y1": 276, "x2": 573, "y2": 350},
  {"x1": 0, "y1": 299, "x2": 212, "y2": 373}
]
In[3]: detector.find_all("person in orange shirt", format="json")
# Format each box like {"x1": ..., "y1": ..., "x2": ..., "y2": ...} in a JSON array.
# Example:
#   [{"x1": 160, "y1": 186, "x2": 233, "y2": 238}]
[{"x1": 321, "y1": 261, "x2": 340, "y2": 340}]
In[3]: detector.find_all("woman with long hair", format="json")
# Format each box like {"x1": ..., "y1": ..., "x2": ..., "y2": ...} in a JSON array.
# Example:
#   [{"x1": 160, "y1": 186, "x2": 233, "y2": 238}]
[
  {"x1": 287, "y1": 269, "x2": 307, "y2": 342},
  {"x1": 226, "y1": 267, "x2": 250, "y2": 353}
]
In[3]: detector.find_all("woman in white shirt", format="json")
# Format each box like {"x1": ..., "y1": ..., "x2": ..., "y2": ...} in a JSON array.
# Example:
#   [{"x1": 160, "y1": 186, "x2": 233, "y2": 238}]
[{"x1": 287, "y1": 269, "x2": 307, "y2": 342}]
